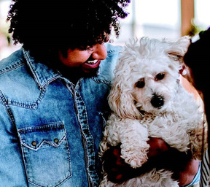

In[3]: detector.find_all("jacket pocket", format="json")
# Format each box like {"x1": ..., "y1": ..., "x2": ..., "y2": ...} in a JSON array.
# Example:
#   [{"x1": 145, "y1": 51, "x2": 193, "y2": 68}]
[{"x1": 18, "y1": 122, "x2": 71, "y2": 187}]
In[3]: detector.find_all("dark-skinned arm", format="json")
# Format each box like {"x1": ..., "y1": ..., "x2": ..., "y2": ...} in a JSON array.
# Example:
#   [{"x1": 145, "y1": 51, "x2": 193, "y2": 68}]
[{"x1": 102, "y1": 137, "x2": 200, "y2": 186}]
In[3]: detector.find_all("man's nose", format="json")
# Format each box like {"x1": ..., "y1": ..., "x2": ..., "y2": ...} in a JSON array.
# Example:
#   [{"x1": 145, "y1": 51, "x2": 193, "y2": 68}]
[{"x1": 92, "y1": 44, "x2": 107, "y2": 60}]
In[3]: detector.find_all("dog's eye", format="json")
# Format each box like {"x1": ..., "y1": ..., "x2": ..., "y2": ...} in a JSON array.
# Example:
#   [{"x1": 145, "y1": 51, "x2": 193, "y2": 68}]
[
  {"x1": 135, "y1": 80, "x2": 145, "y2": 88},
  {"x1": 155, "y1": 73, "x2": 165, "y2": 81}
]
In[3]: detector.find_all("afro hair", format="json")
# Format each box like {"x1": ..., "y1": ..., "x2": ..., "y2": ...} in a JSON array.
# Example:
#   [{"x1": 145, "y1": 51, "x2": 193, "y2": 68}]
[{"x1": 7, "y1": 0, "x2": 130, "y2": 59}]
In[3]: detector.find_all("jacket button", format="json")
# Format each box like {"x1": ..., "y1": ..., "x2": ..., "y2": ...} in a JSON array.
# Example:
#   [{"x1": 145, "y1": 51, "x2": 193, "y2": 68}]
[
  {"x1": 54, "y1": 138, "x2": 59, "y2": 144},
  {"x1": 31, "y1": 141, "x2": 37, "y2": 146}
]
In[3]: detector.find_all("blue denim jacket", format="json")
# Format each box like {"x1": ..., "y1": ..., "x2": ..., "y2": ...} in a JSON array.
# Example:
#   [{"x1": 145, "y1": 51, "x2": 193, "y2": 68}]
[{"x1": 0, "y1": 43, "x2": 122, "y2": 187}]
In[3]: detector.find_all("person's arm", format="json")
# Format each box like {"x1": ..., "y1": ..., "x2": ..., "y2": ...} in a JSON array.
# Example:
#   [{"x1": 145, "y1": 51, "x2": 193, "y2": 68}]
[
  {"x1": 147, "y1": 138, "x2": 200, "y2": 187},
  {"x1": 179, "y1": 159, "x2": 200, "y2": 186},
  {"x1": 102, "y1": 138, "x2": 200, "y2": 186},
  {"x1": 0, "y1": 101, "x2": 28, "y2": 186}
]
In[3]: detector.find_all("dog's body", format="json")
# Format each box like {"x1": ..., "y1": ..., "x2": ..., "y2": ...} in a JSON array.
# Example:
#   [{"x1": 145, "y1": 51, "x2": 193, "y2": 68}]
[{"x1": 99, "y1": 37, "x2": 207, "y2": 187}]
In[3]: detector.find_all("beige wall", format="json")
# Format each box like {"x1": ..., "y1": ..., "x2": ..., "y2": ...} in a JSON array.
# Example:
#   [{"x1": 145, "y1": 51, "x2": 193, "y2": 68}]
[{"x1": 181, "y1": 0, "x2": 195, "y2": 36}]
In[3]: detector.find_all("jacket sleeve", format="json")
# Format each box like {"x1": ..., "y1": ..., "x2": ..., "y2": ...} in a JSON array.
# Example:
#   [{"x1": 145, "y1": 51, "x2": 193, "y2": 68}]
[{"x1": 0, "y1": 92, "x2": 28, "y2": 186}]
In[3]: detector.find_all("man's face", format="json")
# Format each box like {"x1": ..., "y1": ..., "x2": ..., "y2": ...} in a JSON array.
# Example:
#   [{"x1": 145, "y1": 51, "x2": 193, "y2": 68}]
[{"x1": 59, "y1": 43, "x2": 107, "y2": 74}]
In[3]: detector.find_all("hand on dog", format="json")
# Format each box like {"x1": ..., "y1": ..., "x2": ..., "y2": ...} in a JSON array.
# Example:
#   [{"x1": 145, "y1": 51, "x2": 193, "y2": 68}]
[
  {"x1": 102, "y1": 138, "x2": 170, "y2": 183},
  {"x1": 102, "y1": 137, "x2": 192, "y2": 183}
]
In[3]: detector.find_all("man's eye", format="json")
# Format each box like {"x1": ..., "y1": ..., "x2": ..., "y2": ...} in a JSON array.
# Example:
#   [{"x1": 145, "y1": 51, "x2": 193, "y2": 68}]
[
  {"x1": 78, "y1": 45, "x2": 93, "y2": 51},
  {"x1": 135, "y1": 79, "x2": 145, "y2": 88},
  {"x1": 155, "y1": 73, "x2": 165, "y2": 81},
  {"x1": 86, "y1": 46, "x2": 94, "y2": 51}
]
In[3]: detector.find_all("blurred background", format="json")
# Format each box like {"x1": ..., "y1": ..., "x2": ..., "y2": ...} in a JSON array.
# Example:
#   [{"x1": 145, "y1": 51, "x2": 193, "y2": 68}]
[{"x1": 0, "y1": 0, "x2": 210, "y2": 60}]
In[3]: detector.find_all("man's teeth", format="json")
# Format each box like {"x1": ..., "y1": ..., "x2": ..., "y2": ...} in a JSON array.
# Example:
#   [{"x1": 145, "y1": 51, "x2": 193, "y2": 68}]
[{"x1": 86, "y1": 60, "x2": 98, "y2": 64}]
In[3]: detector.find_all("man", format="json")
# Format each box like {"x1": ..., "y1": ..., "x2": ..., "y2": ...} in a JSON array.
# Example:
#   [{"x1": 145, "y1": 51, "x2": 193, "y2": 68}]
[{"x1": 0, "y1": 0, "x2": 200, "y2": 186}]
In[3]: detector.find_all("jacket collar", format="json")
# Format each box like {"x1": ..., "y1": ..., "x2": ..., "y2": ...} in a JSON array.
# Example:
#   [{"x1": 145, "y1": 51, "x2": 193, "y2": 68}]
[{"x1": 23, "y1": 49, "x2": 62, "y2": 89}]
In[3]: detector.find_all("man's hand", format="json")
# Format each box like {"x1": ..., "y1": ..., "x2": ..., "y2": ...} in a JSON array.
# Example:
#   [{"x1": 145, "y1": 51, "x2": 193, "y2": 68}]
[
  {"x1": 102, "y1": 144, "x2": 138, "y2": 183},
  {"x1": 102, "y1": 138, "x2": 170, "y2": 183},
  {"x1": 102, "y1": 138, "x2": 199, "y2": 185}
]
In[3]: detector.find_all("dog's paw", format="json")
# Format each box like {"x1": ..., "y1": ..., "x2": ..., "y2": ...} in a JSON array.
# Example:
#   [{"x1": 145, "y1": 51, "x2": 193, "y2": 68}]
[
  {"x1": 121, "y1": 150, "x2": 148, "y2": 168},
  {"x1": 128, "y1": 156, "x2": 147, "y2": 168}
]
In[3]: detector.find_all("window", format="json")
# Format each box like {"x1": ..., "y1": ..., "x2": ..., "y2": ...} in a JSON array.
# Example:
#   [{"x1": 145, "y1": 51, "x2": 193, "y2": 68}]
[
  {"x1": 0, "y1": 0, "x2": 209, "y2": 59},
  {"x1": 194, "y1": 0, "x2": 210, "y2": 29},
  {"x1": 114, "y1": 0, "x2": 181, "y2": 45}
]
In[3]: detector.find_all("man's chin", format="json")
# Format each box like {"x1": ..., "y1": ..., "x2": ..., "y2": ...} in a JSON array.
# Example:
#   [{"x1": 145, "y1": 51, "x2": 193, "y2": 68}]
[{"x1": 81, "y1": 67, "x2": 99, "y2": 78}]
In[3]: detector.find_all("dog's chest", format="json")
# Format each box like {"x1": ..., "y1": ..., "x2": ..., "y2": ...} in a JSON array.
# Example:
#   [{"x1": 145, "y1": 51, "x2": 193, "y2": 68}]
[{"x1": 139, "y1": 111, "x2": 185, "y2": 132}]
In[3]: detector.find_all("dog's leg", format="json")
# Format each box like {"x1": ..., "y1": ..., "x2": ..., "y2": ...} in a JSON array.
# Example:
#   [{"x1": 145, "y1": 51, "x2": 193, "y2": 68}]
[
  {"x1": 119, "y1": 119, "x2": 149, "y2": 168},
  {"x1": 148, "y1": 116, "x2": 191, "y2": 152},
  {"x1": 99, "y1": 114, "x2": 122, "y2": 157},
  {"x1": 101, "y1": 114, "x2": 149, "y2": 168}
]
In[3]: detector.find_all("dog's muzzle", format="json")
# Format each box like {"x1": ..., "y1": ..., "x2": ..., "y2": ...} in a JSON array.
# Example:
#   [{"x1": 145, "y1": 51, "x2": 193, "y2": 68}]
[{"x1": 151, "y1": 94, "x2": 164, "y2": 108}]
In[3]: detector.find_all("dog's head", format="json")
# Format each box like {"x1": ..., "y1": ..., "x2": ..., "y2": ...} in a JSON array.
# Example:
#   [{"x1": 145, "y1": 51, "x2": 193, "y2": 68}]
[{"x1": 109, "y1": 36, "x2": 190, "y2": 119}]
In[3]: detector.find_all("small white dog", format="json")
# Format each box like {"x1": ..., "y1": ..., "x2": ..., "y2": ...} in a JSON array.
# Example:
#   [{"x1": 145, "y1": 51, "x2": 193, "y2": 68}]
[{"x1": 99, "y1": 36, "x2": 207, "y2": 187}]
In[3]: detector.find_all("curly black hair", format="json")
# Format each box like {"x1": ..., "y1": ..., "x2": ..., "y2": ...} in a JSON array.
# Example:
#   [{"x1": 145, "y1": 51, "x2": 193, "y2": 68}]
[
  {"x1": 184, "y1": 28, "x2": 210, "y2": 92},
  {"x1": 7, "y1": 0, "x2": 130, "y2": 59}
]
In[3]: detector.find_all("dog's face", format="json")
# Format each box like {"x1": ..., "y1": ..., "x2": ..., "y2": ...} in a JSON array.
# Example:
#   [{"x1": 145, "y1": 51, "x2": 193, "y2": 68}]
[
  {"x1": 131, "y1": 55, "x2": 180, "y2": 114},
  {"x1": 109, "y1": 37, "x2": 190, "y2": 118}
]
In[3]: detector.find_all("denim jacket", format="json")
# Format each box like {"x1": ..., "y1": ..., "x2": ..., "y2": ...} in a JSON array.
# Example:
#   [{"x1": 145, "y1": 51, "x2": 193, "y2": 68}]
[{"x1": 0, "y1": 43, "x2": 122, "y2": 187}]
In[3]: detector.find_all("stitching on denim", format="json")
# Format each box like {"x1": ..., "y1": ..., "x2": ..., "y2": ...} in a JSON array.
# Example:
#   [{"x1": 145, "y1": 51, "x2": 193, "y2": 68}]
[
  {"x1": 23, "y1": 50, "x2": 61, "y2": 89},
  {"x1": 61, "y1": 77, "x2": 75, "y2": 95},
  {"x1": 74, "y1": 88, "x2": 99, "y2": 186},
  {"x1": 23, "y1": 50, "x2": 42, "y2": 88},
  {"x1": 21, "y1": 133, "x2": 67, "y2": 151},
  {"x1": 19, "y1": 122, "x2": 72, "y2": 186},
  {"x1": 36, "y1": 87, "x2": 47, "y2": 104},
  {"x1": 18, "y1": 122, "x2": 64, "y2": 133},
  {"x1": 8, "y1": 100, "x2": 38, "y2": 109},
  {"x1": 26, "y1": 135, "x2": 72, "y2": 187},
  {"x1": 0, "y1": 90, "x2": 15, "y2": 126},
  {"x1": 28, "y1": 174, "x2": 72, "y2": 187},
  {"x1": 92, "y1": 77, "x2": 111, "y2": 86},
  {"x1": 0, "y1": 61, "x2": 24, "y2": 76},
  {"x1": 42, "y1": 75, "x2": 61, "y2": 89},
  {"x1": 8, "y1": 87, "x2": 47, "y2": 109}
]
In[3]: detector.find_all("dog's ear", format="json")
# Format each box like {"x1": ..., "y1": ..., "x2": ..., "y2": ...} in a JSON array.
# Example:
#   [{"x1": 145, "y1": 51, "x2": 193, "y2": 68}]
[
  {"x1": 166, "y1": 36, "x2": 191, "y2": 63},
  {"x1": 108, "y1": 81, "x2": 140, "y2": 120},
  {"x1": 108, "y1": 41, "x2": 141, "y2": 119}
]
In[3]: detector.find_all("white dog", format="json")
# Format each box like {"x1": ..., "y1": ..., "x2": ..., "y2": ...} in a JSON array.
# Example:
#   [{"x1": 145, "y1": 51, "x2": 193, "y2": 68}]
[{"x1": 99, "y1": 36, "x2": 207, "y2": 187}]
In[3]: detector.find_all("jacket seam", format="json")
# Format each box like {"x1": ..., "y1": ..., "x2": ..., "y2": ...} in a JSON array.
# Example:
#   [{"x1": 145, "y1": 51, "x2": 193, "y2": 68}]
[
  {"x1": 23, "y1": 50, "x2": 42, "y2": 88},
  {"x1": 0, "y1": 90, "x2": 16, "y2": 126},
  {"x1": 74, "y1": 87, "x2": 99, "y2": 186},
  {"x1": 0, "y1": 61, "x2": 25, "y2": 76},
  {"x1": 7, "y1": 86, "x2": 47, "y2": 110},
  {"x1": 91, "y1": 77, "x2": 111, "y2": 87},
  {"x1": 19, "y1": 122, "x2": 72, "y2": 187},
  {"x1": 23, "y1": 50, "x2": 61, "y2": 89}
]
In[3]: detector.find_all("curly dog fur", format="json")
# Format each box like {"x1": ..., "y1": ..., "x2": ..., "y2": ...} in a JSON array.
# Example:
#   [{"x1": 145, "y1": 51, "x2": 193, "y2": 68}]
[{"x1": 100, "y1": 36, "x2": 207, "y2": 187}]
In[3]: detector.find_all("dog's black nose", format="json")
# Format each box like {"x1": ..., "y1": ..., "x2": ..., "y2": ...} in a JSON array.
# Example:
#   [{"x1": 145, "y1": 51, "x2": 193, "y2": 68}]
[{"x1": 151, "y1": 94, "x2": 164, "y2": 108}]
